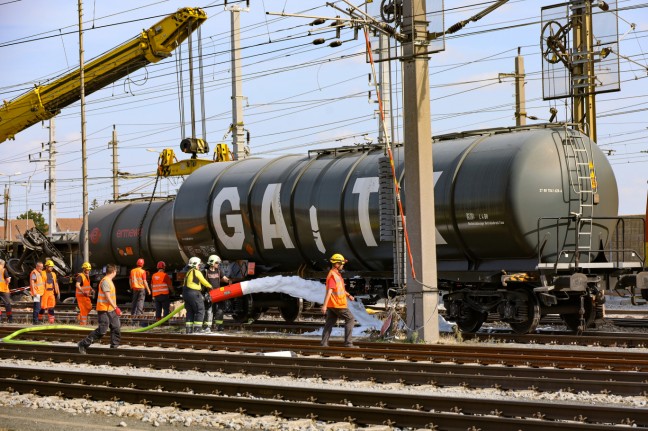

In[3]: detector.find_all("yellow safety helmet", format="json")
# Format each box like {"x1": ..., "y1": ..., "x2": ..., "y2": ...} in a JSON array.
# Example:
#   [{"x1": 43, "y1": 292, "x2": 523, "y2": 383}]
[
  {"x1": 330, "y1": 253, "x2": 347, "y2": 264},
  {"x1": 82, "y1": 262, "x2": 91, "y2": 270},
  {"x1": 45, "y1": 259, "x2": 55, "y2": 267}
]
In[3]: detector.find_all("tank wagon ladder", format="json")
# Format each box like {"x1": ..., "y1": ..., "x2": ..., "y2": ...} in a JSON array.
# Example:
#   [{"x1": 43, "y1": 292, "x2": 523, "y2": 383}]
[{"x1": 562, "y1": 131, "x2": 595, "y2": 264}]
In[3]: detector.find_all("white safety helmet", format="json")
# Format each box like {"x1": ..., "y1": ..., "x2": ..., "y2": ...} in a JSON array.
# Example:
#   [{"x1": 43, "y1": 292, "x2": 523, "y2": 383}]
[
  {"x1": 207, "y1": 255, "x2": 221, "y2": 265},
  {"x1": 188, "y1": 256, "x2": 202, "y2": 268}
]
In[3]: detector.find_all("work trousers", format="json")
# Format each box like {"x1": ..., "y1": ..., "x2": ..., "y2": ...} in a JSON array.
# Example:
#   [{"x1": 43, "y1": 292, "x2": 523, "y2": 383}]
[
  {"x1": 0, "y1": 292, "x2": 12, "y2": 321},
  {"x1": 32, "y1": 296, "x2": 41, "y2": 324},
  {"x1": 321, "y1": 307, "x2": 355, "y2": 346},
  {"x1": 182, "y1": 287, "x2": 204, "y2": 333},
  {"x1": 131, "y1": 288, "x2": 146, "y2": 316},
  {"x1": 76, "y1": 295, "x2": 92, "y2": 325},
  {"x1": 40, "y1": 290, "x2": 56, "y2": 323},
  {"x1": 203, "y1": 299, "x2": 228, "y2": 329},
  {"x1": 79, "y1": 310, "x2": 121, "y2": 349},
  {"x1": 154, "y1": 294, "x2": 171, "y2": 319}
]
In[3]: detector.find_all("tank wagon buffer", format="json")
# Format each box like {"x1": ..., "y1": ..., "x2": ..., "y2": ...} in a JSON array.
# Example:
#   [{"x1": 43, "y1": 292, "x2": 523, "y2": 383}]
[
  {"x1": 85, "y1": 125, "x2": 647, "y2": 332},
  {"x1": 0, "y1": 7, "x2": 207, "y2": 144}
]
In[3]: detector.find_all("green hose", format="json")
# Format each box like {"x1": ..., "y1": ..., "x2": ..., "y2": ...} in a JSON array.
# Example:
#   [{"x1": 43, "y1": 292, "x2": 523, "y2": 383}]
[{"x1": 0, "y1": 303, "x2": 186, "y2": 344}]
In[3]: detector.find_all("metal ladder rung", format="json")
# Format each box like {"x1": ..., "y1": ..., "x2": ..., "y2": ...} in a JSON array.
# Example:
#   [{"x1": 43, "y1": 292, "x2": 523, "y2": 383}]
[{"x1": 580, "y1": 204, "x2": 593, "y2": 207}]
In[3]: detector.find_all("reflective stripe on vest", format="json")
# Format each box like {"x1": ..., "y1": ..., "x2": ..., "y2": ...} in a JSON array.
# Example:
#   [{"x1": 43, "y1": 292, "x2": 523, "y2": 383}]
[
  {"x1": 130, "y1": 267, "x2": 146, "y2": 289},
  {"x1": 325, "y1": 269, "x2": 347, "y2": 308},
  {"x1": 151, "y1": 271, "x2": 170, "y2": 296},
  {"x1": 76, "y1": 273, "x2": 92, "y2": 296},
  {"x1": 96, "y1": 277, "x2": 116, "y2": 312}
]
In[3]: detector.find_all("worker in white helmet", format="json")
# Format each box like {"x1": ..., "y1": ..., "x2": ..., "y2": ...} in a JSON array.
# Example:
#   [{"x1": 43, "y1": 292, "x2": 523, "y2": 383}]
[
  {"x1": 183, "y1": 257, "x2": 212, "y2": 334},
  {"x1": 202, "y1": 255, "x2": 231, "y2": 332}
]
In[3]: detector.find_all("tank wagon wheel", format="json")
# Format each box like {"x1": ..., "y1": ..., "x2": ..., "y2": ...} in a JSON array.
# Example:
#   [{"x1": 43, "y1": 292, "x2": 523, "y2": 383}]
[
  {"x1": 279, "y1": 297, "x2": 303, "y2": 323},
  {"x1": 456, "y1": 309, "x2": 488, "y2": 333},
  {"x1": 231, "y1": 295, "x2": 263, "y2": 324},
  {"x1": 560, "y1": 295, "x2": 596, "y2": 333},
  {"x1": 508, "y1": 289, "x2": 541, "y2": 334},
  {"x1": 6, "y1": 257, "x2": 29, "y2": 279}
]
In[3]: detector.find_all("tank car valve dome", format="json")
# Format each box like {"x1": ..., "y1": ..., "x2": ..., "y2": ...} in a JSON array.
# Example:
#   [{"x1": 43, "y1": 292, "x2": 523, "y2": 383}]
[
  {"x1": 330, "y1": 253, "x2": 347, "y2": 264},
  {"x1": 157, "y1": 261, "x2": 166, "y2": 269},
  {"x1": 188, "y1": 257, "x2": 201, "y2": 268},
  {"x1": 207, "y1": 255, "x2": 221, "y2": 265},
  {"x1": 45, "y1": 259, "x2": 55, "y2": 267},
  {"x1": 136, "y1": 258, "x2": 145, "y2": 267},
  {"x1": 82, "y1": 262, "x2": 91, "y2": 270}
]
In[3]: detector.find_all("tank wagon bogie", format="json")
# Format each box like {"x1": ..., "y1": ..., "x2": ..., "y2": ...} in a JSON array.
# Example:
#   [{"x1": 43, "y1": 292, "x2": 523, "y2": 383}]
[{"x1": 85, "y1": 124, "x2": 646, "y2": 333}]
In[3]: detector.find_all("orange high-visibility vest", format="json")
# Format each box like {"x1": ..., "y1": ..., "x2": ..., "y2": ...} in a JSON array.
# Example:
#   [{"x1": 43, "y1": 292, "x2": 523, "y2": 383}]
[
  {"x1": 325, "y1": 269, "x2": 348, "y2": 309},
  {"x1": 96, "y1": 276, "x2": 116, "y2": 312},
  {"x1": 44, "y1": 271, "x2": 57, "y2": 291},
  {"x1": 0, "y1": 269, "x2": 8, "y2": 293},
  {"x1": 30, "y1": 269, "x2": 45, "y2": 296},
  {"x1": 130, "y1": 267, "x2": 147, "y2": 289},
  {"x1": 151, "y1": 271, "x2": 171, "y2": 296},
  {"x1": 76, "y1": 273, "x2": 92, "y2": 297}
]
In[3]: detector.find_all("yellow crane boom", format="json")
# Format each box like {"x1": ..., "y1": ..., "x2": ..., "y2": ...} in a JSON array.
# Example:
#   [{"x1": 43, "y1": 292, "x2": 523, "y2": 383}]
[{"x1": 0, "y1": 7, "x2": 207, "y2": 143}]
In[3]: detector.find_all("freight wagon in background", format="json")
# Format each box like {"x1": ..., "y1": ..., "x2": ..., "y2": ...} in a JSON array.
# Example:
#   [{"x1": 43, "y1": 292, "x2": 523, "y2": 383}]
[{"x1": 83, "y1": 124, "x2": 647, "y2": 333}]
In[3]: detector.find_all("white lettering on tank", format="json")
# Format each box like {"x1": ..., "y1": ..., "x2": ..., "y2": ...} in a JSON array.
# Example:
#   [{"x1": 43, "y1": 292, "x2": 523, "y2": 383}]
[
  {"x1": 434, "y1": 171, "x2": 447, "y2": 245},
  {"x1": 212, "y1": 187, "x2": 245, "y2": 250},
  {"x1": 352, "y1": 177, "x2": 379, "y2": 247},
  {"x1": 309, "y1": 206, "x2": 326, "y2": 253},
  {"x1": 261, "y1": 183, "x2": 295, "y2": 249}
]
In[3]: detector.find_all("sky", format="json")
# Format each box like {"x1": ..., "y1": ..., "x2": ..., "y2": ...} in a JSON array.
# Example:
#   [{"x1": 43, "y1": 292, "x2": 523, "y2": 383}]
[{"x1": 0, "y1": 0, "x2": 646, "y2": 228}]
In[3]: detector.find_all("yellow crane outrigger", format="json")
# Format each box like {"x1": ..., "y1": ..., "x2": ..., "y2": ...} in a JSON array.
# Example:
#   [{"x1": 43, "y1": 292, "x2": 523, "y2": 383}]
[{"x1": 0, "y1": 7, "x2": 207, "y2": 143}]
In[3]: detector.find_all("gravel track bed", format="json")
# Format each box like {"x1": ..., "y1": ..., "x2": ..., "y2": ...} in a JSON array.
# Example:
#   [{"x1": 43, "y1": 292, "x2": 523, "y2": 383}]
[{"x1": 2, "y1": 335, "x2": 647, "y2": 430}]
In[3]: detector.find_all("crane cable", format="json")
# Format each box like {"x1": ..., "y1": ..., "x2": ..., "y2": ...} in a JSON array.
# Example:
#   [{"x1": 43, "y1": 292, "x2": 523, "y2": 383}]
[{"x1": 362, "y1": 26, "x2": 416, "y2": 280}]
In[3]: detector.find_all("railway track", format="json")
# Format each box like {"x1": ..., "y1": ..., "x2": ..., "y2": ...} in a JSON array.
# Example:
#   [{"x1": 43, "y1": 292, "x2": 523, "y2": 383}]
[
  {"x1": 1, "y1": 363, "x2": 645, "y2": 430},
  {"x1": 2, "y1": 329, "x2": 648, "y2": 370},
  {"x1": 1, "y1": 340, "x2": 647, "y2": 396}
]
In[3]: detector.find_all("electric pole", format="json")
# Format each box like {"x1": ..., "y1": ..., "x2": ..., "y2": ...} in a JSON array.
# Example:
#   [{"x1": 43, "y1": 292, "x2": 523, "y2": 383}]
[
  {"x1": 3, "y1": 186, "x2": 8, "y2": 241},
  {"x1": 109, "y1": 125, "x2": 119, "y2": 201},
  {"x1": 514, "y1": 49, "x2": 527, "y2": 126},
  {"x1": 48, "y1": 119, "x2": 57, "y2": 235},
  {"x1": 377, "y1": 33, "x2": 393, "y2": 144},
  {"x1": 571, "y1": 0, "x2": 597, "y2": 141},
  {"x1": 499, "y1": 48, "x2": 527, "y2": 126},
  {"x1": 228, "y1": 4, "x2": 249, "y2": 160},
  {"x1": 402, "y1": 0, "x2": 439, "y2": 343},
  {"x1": 79, "y1": 0, "x2": 89, "y2": 262}
]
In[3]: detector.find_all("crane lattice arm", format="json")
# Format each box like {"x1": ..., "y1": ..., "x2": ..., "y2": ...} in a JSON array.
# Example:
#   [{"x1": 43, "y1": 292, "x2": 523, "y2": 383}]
[{"x1": 0, "y1": 7, "x2": 207, "y2": 143}]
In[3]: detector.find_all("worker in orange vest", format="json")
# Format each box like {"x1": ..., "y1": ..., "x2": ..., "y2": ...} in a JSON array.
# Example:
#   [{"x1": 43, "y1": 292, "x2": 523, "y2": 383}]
[
  {"x1": 30, "y1": 261, "x2": 45, "y2": 324},
  {"x1": 78, "y1": 264, "x2": 121, "y2": 353},
  {"x1": 40, "y1": 259, "x2": 60, "y2": 324},
  {"x1": 0, "y1": 259, "x2": 13, "y2": 323},
  {"x1": 75, "y1": 262, "x2": 95, "y2": 326},
  {"x1": 320, "y1": 253, "x2": 357, "y2": 348},
  {"x1": 151, "y1": 261, "x2": 175, "y2": 321},
  {"x1": 129, "y1": 258, "x2": 150, "y2": 317}
]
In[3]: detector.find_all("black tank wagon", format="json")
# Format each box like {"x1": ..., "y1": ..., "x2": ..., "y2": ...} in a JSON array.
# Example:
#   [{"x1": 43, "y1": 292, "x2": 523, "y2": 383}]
[{"x1": 85, "y1": 124, "x2": 646, "y2": 332}]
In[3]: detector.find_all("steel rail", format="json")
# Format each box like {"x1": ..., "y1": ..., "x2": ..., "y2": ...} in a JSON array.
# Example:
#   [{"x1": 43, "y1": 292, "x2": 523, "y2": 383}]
[
  {"x1": 3, "y1": 329, "x2": 648, "y2": 369},
  {"x1": 1, "y1": 367, "x2": 646, "y2": 429},
  {"x1": 1, "y1": 343, "x2": 647, "y2": 396}
]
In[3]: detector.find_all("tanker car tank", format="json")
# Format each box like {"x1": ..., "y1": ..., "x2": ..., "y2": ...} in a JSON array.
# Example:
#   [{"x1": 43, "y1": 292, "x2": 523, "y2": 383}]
[{"x1": 86, "y1": 124, "x2": 646, "y2": 333}]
